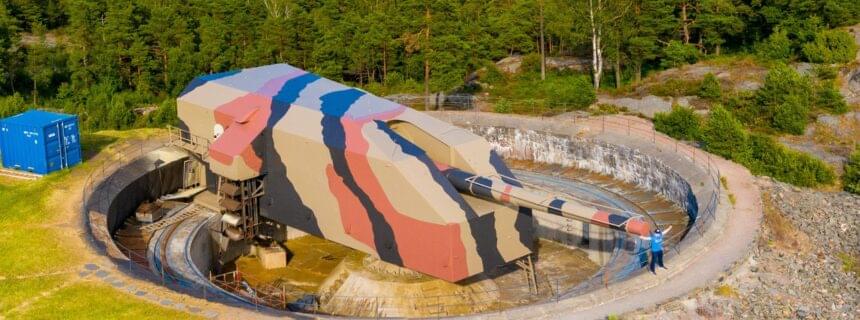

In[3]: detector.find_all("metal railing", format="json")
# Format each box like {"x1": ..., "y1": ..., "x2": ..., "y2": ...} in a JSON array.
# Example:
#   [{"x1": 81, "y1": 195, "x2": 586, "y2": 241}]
[
  {"x1": 166, "y1": 126, "x2": 211, "y2": 159},
  {"x1": 78, "y1": 112, "x2": 723, "y2": 318}
]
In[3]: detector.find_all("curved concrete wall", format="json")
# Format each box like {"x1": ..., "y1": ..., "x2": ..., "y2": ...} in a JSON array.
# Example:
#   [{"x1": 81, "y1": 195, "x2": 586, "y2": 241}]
[
  {"x1": 86, "y1": 146, "x2": 190, "y2": 257},
  {"x1": 186, "y1": 215, "x2": 219, "y2": 280},
  {"x1": 470, "y1": 126, "x2": 698, "y2": 221},
  {"x1": 94, "y1": 149, "x2": 188, "y2": 235}
]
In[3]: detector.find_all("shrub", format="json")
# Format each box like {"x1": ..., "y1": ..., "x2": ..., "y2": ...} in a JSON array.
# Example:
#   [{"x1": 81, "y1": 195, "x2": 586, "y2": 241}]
[
  {"x1": 661, "y1": 40, "x2": 700, "y2": 69},
  {"x1": 702, "y1": 105, "x2": 749, "y2": 161},
  {"x1": 756, "y1": 65, "x2": 813, "y2": 109},
  {"x1": 482, "y1": 63, "x2": 507, "y2": 85},
  {"x1": 801, "y1": 30, "x2": 858, "y2": 64},
  {"x1": 543, "y1": 75, "x2": 596, "y2": 111},
  {"x1": 815, "y1": 83, "x2": 849, "y2": 114},
  {"x1": 845, "y1": 148, "x2": 860, "y2": 194},
  {"x1": 590, "y1": 104, "x2": 628, "y2": 115},
  {"x1": 493, "y1": 98, "x2": 512, "y2": 114},
  {"x1": 745, "y1": 133, "x2": 835, "y2": 186},
  {"x1": 724, "y1": 91, "x2": 762, "y2": 126},
  {"x1": 812, "y1": 65, "x2": 838, "y2": 80},
  {"x1": 756, "y1": 30, "x2": 792, "y2": 61},
  {"x1": 653, "y1": 105, "x2": 703, "y2": 141},
  {"x1": 698, "y1": 73, "x2": 722, "y2": 100},
  {"x1": 649, "y1": 78, "x2": 701, "y2": 97},
  {"x1": 520, "y1": 53, "x2": 543, "y2": 74},
  {"x1": 772, "y1": 95, "x2": 809, "y2": 135},
  {"x1": 0, "y1": 93, "x2": 27, "y2": 118},
  {"x1": 140, "y1": 99, "x2": 179, "y2": 127},
  {"x1": 755, "y1": 65, "x2": 814, "y2": 133}
]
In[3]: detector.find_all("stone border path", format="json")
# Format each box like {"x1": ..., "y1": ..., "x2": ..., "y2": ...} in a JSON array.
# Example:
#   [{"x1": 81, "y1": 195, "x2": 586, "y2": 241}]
[{"x1": 77, "y1": 263, "x2": 219, "y2": 319}]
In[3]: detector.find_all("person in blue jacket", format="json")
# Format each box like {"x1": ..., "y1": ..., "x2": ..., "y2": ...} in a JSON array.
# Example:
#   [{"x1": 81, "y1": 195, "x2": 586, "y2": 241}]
[{"x1": 640, "y1": 226, "x2": 672, "y2": 274}]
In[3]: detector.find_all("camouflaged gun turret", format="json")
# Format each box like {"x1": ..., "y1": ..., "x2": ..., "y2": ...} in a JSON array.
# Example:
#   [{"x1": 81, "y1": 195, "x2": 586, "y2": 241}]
[{"x1": 176, "y1": 64, "x2": 649, "y2": 282}]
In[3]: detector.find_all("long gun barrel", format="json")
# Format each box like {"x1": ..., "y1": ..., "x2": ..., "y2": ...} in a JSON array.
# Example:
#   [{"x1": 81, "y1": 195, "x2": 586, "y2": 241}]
[{"x1": 442, "y1": 167, "x2": 651, "y2": 237}]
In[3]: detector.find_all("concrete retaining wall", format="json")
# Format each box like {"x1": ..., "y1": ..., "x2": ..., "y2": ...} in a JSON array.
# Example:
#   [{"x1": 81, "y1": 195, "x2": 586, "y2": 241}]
[
  {"x1": 88, "y1": 147, "x2": 189, "y2": 236},
  {"x1": 469, "y1": 126, "x2": 698, "y2": 221},
  {"x1": 187, "y1": 216, "x2": 219, "y2": 277}
]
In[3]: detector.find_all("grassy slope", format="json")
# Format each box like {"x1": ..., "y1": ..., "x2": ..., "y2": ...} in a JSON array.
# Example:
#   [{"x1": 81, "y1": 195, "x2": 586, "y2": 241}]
[
  {"x1": 5, "y1": 282, "x2": 195, "y2": 320},
  {"x1": 0, "y1": 129, "x2": 201, "y2": 319}
]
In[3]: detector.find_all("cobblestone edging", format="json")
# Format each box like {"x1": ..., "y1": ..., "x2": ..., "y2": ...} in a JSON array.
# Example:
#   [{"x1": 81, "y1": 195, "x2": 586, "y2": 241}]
[{"x1": 78, "y1": 263, "x2": 218, "y2": 319}]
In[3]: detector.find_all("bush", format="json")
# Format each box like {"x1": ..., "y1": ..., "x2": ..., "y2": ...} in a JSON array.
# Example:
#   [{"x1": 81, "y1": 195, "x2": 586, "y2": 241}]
[
  {"x1": 813, "y1": 65, "x2": 838, "y2": 80},
  {"x1": 653, "y1": 105, "x2": 702, "y2": 141},
  {"x1": 745, "y1": 133, "x2": 835, "y2": 187},
  {"x1": 756, "y1": 30, "x2": 792, "y2": 61},
  {"x1": 140, "y1": 99, "x2": 179, "y2": 127},
  {"x1": 755, "y1": 65, "x2": 814, "y2": 133},
  {"x1": 661, "y1": 40, "x2": 700, "y2": 69},
  {"x1": 0, "y1": 93, "x2": 28, "y2": 118},
  {"x1": 772, "y1": 95, "x2": 809, "y2": 135},
  {"x1": 844, "y1": 148, "x2": 860, "y2": 194},
  {"x1": 493, "y1": 98, "x2": 512, "y2": 113},
  {"x1": 698, "y1": 73, "x2": 722, "y2": 100},
  {"x1": 482, "y1": 63, "x2": 507, "y2": 85},
  {"x1": 702, "y1": 105, "x2": 749, "y2": 161},
  {"x1": 801, "y1": 30, "x2": 858, "y2": 64},
  {"x1": 815, "y1": 82, "x2": 849, "y2": 114},
  {"x1": 590, "y1": 104, "x2": 628, "y2": 115},
  {"x1": 520, "y1": 53, "x2": 543, "y2": 74},
  {"x1": 724, "y1": 91, "x2": 762, "y2": 127},
  {"x1": 649, "y1": 78, "x2": 701, "y2": 97},
  {"x1": 543, "y1": 75, "x2": 596, "y2": 110},
  {"x1": 756, "y1": 65, "x2": 813, "y2": 108}
]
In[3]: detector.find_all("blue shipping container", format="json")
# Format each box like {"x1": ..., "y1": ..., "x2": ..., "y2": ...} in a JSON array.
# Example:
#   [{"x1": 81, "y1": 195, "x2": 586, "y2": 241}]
[{"x1": 0, "y1": 110, "x2": 82, "y2": 175}]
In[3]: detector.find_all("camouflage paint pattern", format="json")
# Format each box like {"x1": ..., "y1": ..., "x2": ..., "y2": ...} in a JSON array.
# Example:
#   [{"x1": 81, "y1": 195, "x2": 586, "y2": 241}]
[
  {"x1": 177, "y1": 64, "x2": 533, "y2": 282},
  {"x1": 440, "y1": 167, "x2": 651, "y2": 237}
]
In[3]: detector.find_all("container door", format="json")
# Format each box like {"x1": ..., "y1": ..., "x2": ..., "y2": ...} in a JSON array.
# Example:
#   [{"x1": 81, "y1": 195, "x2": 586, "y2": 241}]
[
  {"x1": 44, "y1": 123, "x2": 62, "y2": 173},
  {"x1": 61, "y1": 119, "x2": 81, "y2": 168},
  {"x1": 0, "y1": 122, "x2": 8, "y2": 168}
]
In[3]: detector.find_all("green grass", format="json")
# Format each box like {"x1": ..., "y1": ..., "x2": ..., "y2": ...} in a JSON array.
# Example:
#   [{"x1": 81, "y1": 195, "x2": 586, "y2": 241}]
[
  {"x1": 0, "y1": 129, "x2": 197, "y2": 319},
  {"x1": 0, "y1": 171, "x2": 72, "y2": 226},
  {"x1": 0, "y1": 227, "x2": 81, "y2": 277},
  {"x1": 0, "y1": 275, "x2": 69, "y2": 314},
  {"x1": 5, "y1": 282, "x2": 203, "y2": 320}
]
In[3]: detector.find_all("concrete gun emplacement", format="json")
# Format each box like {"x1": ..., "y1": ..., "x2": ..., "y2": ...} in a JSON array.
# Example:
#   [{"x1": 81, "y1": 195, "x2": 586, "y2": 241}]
[{"x1": 176, "y1": 63, "x2": 652, "y2": 282}]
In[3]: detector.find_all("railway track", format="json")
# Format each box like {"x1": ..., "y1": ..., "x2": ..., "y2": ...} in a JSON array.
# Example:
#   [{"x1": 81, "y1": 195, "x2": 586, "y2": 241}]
[{"x1": 139, "y1": 203, "x2": 205, "y2": 233}]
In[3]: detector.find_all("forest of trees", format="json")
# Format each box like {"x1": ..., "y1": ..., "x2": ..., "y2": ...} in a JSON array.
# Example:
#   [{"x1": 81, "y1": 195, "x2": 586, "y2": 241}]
[{"x1": 0, "y1": 0, "x2": 858, "y2": 130}]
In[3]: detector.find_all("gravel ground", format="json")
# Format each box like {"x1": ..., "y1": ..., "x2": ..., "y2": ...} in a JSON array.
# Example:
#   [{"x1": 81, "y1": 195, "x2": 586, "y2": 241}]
[{"x1": 629, "y1": 177, "x2": 859, "y2": 319}]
